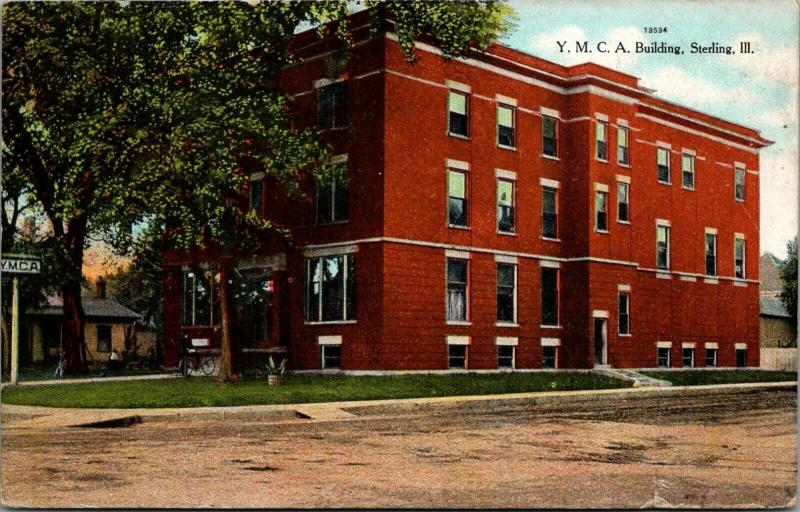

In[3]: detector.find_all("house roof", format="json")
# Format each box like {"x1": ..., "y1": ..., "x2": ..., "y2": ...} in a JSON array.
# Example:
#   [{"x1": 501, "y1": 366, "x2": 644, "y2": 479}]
[
  {"x1": 29, "y1": 296, "x2": 141, "y2": 321},
  {"x1": 760, "y1": 296, "x2": 792, "y2": 318}
]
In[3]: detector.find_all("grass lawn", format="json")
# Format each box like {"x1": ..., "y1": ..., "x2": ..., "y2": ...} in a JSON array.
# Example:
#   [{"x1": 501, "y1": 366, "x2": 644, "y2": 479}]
[
  {"x1": 1, "y1": 372, "x2": 629, "y2": 409},
  {"x1": 642, "y1": 369, "x2": 797, "y2": 386},
  {"x1": 17, "y1": 364, "x2": 166, "y2": 383}
]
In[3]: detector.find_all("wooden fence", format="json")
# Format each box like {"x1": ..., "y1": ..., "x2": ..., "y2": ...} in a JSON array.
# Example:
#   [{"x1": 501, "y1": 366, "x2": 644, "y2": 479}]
[{"x1": 760, "y1": 348, "x2": 798, "y2": 372}]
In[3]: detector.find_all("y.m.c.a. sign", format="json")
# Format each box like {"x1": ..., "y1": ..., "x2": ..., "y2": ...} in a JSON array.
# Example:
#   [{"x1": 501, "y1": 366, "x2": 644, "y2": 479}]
[{"x1": 1, "y1": 256, "x2": 42, "y2": 274}]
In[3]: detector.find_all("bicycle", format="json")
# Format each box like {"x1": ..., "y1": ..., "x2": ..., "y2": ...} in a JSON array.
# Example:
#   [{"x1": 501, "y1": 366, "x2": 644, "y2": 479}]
[
  {"x1": 186, "y1": 349, "x2": 217, "y2": 376},
  {"x1": 53, "y1": 350, "x2": 66, "y2": 379}
]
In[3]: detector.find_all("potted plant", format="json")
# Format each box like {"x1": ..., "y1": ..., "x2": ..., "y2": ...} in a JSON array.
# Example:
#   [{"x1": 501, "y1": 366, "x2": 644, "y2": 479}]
[{"x1": 265, "y1": 356, "x2": 287, "y2": 386}]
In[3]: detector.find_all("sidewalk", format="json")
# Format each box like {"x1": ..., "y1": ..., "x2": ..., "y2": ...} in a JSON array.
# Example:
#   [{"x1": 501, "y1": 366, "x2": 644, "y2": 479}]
[
  {"x1": 3, "y1": 372, "x2": 182, "y2": 388},
  {"x1": 2, "y1": 380, "x2": 795, "y2": 430}
]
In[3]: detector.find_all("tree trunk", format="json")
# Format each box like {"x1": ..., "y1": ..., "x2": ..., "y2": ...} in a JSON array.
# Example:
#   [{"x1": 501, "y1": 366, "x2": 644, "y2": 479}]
[
  {"x1": 62, "y1": 281, "x2": 86, "y2": 374},
  {"x1": 215, "y1": 257, "x2": 239, "y2": 383},
  {"x1": 1, "y1": 307, "x2": 11, "y2": 382}
]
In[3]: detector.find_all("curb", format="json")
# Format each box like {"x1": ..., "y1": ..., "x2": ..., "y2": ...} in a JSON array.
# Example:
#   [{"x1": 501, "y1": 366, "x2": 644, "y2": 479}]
[{"x1": 1, "y1": 381, "x2": 795, "y2": 426}]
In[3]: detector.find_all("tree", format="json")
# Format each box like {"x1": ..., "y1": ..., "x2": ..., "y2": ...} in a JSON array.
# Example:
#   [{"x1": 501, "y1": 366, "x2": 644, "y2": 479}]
[
  {"x1": 3, "y1": 1, "x2": 515, "y2": 381},
  {"x1": 779, "y1": 239, "x2": 797, "y2": 340}
]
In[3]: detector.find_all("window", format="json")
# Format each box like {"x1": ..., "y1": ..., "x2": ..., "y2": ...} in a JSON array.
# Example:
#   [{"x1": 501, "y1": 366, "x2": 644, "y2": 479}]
[
  {"x1": 682, "y1": 348, "x2": 695, "y2": 367},
  {"x1": 595, "y1": 191, "x2": 608, "y2": 232},
  {"x1": 595, "y1": 121, "x2": 607, "y2": 160},
  {"x1": 315, "y1": 164, "x2": 347, "y2": 224},
  {"x1": 656, "y1": 224, "x2": 670, "y2": 270},
  {"x1": 496, "y1": 263, "x2": 516, "y2": 323},
  {"x1": 181, "y1": 266, "x2": 219, "y2": 326},
  {"x1": 446, "y1": 258, "x2": 468, "y2": 322},
  {"x1": 497, "y1": 179, "x2": 515, "y2": 233},
  {"x1": 497, "y1": 104, "x2": 515, "y2": 148},
  {"x1": 618, "y1": 292, "x2": 630, "y2": 335},
  {"x1": 321, "y1": 345, "x2": 341, "y2": 369},
  {"x1": 705, "y1": 348, "x2": 717, "y2": 367},
  {"x1": 497, "y1": 345, "x2": 515, "y2": 369},
  {"x1": 735, "y1": 167, "x2": 746, "y2": 201},
  {"x1": 682, "y1": 153, "x2": 695, "y2": 189},
  {"x1": 448, "y1": 90, "x2": 469, "y2": 137},
  {"x1": 657, "y1": 147, "x2": 670, "y2": 183},
  {"x1": 542, "y1": 116, "x2": 558, "y2": 157},
  {"x1": 96, "y1": 325, "x2": 112, "y2": 353},
  {"x1": 657, "y1": 347, "x2": 671, "y2": 367},
  {"x1": 736, "y1": 347, "x2": 747, "y2": 367},
  {"x1": 542, "y1": 187, "x2": 558, "y2": 238},
  {"x1": 617, "y1": 126, "x2": 630, "y2": 165},
  {"x1": 448, "y1": 344, "x2": 467, "y2": 369},
  {"x1": 705, "y1": 232, "x2": 717, "y2": 276},
  {"x1": 317, "y1": 82, "x2": 348, "y2": 130},
  {"x1": 541, "y1": 267, "x2": 559, "y2": 326},
  {"x1": 735, "y1": 236, "x2": 746, "y2": 279},
  {"x1": 542, "y1": 346, "x2": 557, "y2": 368},
  {"x1": 447, "y1": 169, "x2": 468, "y2": 227},
  {"x1": 617, "y1": 182, "x2": 630, "y2": 222},
  {"x1": 249, "y1": 176, "x2": 264, "y2": 217},
  {"x1": 305, "y1": 254, "x2": 355, "y2": 322}
]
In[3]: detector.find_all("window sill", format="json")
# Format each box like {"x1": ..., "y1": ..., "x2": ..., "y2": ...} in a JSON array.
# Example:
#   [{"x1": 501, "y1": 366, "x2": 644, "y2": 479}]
[
  {"x1": 733, "y1": 279, "x2": 747, "y2": 287},
  {"x1": 541, "y1": 154, "x2": 560, "y2": 161},
  {"x1": 682, "y1": 186, "x2": 695, "y2": 191},
  {"x1": 540, "y1": 325, "x2": 562, "y2": 329},
  {"x1": 319, "y1": 125, "x2": 351, "y2": 133},
  {"x1": 735, "y1": 198, "x2": 746, "y2": 203},
  {"x1": 448, "y1": 132, "x2": 470, "y2": 140},
  {"x1": 448, "y1": 224, "x2": 471, "y2": 230},
  {"x1": 619, "y1": 333, "x2": 632, "y2": 337},
  {"x1": 658, "y1": 180, "x2": 672, "y2": 186},
  {"x1": 305, "y1": 320, "x2": 357, "y2": 325},
  {"x1": 446, "y1": 320, "x2": 472, "y2": 326},
  {"x1": 497, "y1": 231, "x2": 517, "y2": 237},
  {"x1": 541, "y1": 236, "x2": 561, "y2": 242},
  {"x1": 703, "y1": 277, "x2": 719, "y2": 284},
  {"x1": 617, "y1": 220, "x2": 631, "y2": 225},
  {"x1": 315, "y1": 220, "x2": 349, "y2": 226},
  {"x1": 618, "y1": 162, "x2": 631, "y2": 168},
  {"x1": 595, "y1": 229, "x2": 609, "y2": 234},
  {"x1": 497, "y1": 144, "x2": 517, "y2": 151},
  {"x1": 496, "y1": 322, "x2": 519, "y2": 328},
  {"x1": 596, "y1": 158, "x2": 609, "y2": 164}
]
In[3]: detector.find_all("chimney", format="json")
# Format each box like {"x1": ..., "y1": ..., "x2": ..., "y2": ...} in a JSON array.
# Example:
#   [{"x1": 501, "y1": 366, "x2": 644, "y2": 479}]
[{"x1": 95, "y1": 276, "x2": 107, "y2": 299}]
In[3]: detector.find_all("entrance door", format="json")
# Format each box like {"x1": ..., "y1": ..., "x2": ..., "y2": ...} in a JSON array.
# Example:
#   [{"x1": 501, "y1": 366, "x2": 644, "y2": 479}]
[{"x1": 593, "y1": 318, "x2": 607, "y2": 366}]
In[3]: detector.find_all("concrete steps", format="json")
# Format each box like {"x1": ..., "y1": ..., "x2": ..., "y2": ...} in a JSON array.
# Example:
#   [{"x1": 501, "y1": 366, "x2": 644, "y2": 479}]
[{"x1": 591, "y1": 367, "x2": 673, "y2": 387}]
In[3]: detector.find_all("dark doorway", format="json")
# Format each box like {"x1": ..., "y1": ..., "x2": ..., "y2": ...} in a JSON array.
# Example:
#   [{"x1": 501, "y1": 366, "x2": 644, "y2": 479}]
[{"x1": 593, "y1": 318, "x2": 607, "y2": 366}]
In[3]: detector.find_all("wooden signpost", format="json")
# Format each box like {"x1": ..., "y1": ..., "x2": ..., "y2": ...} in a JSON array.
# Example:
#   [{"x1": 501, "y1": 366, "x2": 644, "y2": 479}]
[{"x1": 2, "y1": 254, "x2": 42, "y2": 384}]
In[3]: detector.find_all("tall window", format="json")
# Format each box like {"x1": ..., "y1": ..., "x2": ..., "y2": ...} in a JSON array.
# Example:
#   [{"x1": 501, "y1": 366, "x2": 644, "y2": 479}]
[
  {"x1": 617, "y1": 126, "x2": 629, "y2": 165},
  {"x1": 682, "y1": 153, "x2": 695, "y2": 189},
  {"x1": 735, "y1": 167, "x2": 746, "y2": 201},
  {"x1": 657, "y1": 347, "x2": 671, "y2": 367},
  {"x1": 541, "y1": 267, "x2": 559, "y2": 326},
  {"x1": 682, "y1": 347, "x2": 695, "y2": 367},
  {"x1": 705, "y1": 232, "x2": 717, "y2": 276},
  {"x1": 542, "y1": 116, "x2": 558, "y2": 157},
  {"x1": 497, "y1": 179, "x2": 515, "y2": 233},
  {"x1": 618, "y1": 292, "x2": 630, "y2": 335},
  {"x1": 734, "y1": 236, "x2": 746, "y2": 279},
  {"x1": 497, "y1": 104, "x2": 515, "y2": 148},
  {"x1": 446, "y1": 258, "x2": 468, "y2": 322},
  {"x1": 305, "y1": 254, "x2": 355, "y2": 322},
  {"x1": 496, "y1": 263, "x2": 516, "y2": 323},
  {"x1": 617, "y1": 182, "x2": 630, "y2": 222},
  {"x1": 315, "y1": 165, "x2": 348, "y2": 224},
  {"x1": 448, "y1": 90, "x2": 469, "y2": 137},
  {"x1": 595, "y1": 121, "x2": 607, "y2": 160},
  {"x1": 96, "y1": 325, "x2": 112, "y2": 353},
  {"x1": 497, "y1": 345, "x2": 515, "y2": 369},
  {"x1": 656, "y1": 224, "x2": 670, "y2": 270},
  {"x1": 595, "y1": 190, "x2": 608, "y2": 232},
  {"x1": 657, "y1": 147, "x2": 670, "y2": 183},
  {"x1": 249, "y1": 176, "x2": 264, "y2": 217},
  {"x1": 542, "y1": 187, "x2": 558, "y2": 238},
  {"x1": 317, "y1": 82, "x2": 348, "y2": 129},
  {"x1": 181, "y1": 266, "x2": 219, "y2": 326},
  {"x1": 447, "y1": 169, "x2": 468, "y2": 227}
]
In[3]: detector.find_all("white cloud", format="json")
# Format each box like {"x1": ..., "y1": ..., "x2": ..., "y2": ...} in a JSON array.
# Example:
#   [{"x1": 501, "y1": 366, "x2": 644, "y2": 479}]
[
  {"x1": 754, "y1": 95, "x2": 798, "y2": 129},
  {"x1": 640, "y1": 65, "x2": 757, "y2": 107},
  {"x1": 760, "y1": 146, "x2": 798, "y2": 258},
  {"x1": 529, "y1": 25, "x2": 646, "y2": 72},
  {"x1": 727, "y1": 32, "x2": 799, "y2": 88}
]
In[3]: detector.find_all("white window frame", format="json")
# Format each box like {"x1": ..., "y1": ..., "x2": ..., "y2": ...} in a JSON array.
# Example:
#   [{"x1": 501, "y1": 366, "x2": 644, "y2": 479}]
[
  {"x1": 445, "y1": 255, "x2": 470, "y2": 324},
  {"x1": 657, "y1": 146, "x2": 671, "y2": 184},
  {"x1": 656, "y1": 221, "x2": 671, "y2": 270},
  {"x1": 496, "y1": 102, "x2": 516, "y2": 149},
  {"x1": 734, "y1": 234, "x2": 746, "y2": 280},
  {"x1": 541, "y1": 337, "x2": 560, "y2": 369},
  {"x1": 496, "y1": 337, "x2": 517, "y2": 370},
  {"x1": 681, "y1": 152, "x2": 695, "y2": 190},
  {"x1": 617, "y1": 181, "x2": 630, "y2": 223},
  {"x1": 594, "y1": 189, "x2": 609, "y2": 233},
  {"x1": 595, "y1": 120, "x2": 608, "y2": 162},
  {"x1": 705, "y1": 229, "x2": 717, "y2": 277},
  {"x1": 617, "y1": 125, "x2": 630, "y2": 166},
  {"x1": 495, "y1": 260, "x2": 518, "y2": 326},
  {"x1": 618, "y1": 291, "x2": 631, "y2": 336},
  {"x1": 734, "y1": 166, "x2": 746, "y2": 201},
  {"x1": 447, "y1": 89, "x2": 470, "y2": 139}
]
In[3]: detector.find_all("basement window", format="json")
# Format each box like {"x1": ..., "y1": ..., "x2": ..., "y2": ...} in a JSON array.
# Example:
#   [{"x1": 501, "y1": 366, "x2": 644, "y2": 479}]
[
  {"x1": 448, "y1": 344, "x2": 467, "y2": 369},
  {"x1": 657, "y1": 347, "x2": 671, "y2": 367},
  {"x1": 682, "y1": 348, "x2": 695, "y2": 368},
  {"x1": 542, "y1": 346, "x2": 557, "y2": 369},
  {"x1": 497, "y1": 345, "x2": 515, "y2": 369},
  {"x1": 321, "y1": 345, "x2": 341, "y2": 369},
  {"x1": 705, "y1": 348, "x2": 717, "y2": 367},
  {"x1": 736, "y1": 347, "x2": 747, "y2": 367}
]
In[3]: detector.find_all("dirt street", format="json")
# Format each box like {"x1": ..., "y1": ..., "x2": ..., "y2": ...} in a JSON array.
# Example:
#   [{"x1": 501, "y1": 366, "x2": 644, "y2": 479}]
[{"x1": 1, "y1": 388, "x2": 796, "y2": 508}]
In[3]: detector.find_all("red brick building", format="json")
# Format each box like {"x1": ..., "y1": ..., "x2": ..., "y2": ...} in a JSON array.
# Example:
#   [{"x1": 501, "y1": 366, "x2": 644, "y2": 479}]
[{"x1": 163, "y1": 17, "x2": 772, "y2": 371}]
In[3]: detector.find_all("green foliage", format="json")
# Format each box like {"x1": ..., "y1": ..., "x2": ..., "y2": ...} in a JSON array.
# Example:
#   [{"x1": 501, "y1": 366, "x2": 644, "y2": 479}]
[
  {"x1": 264, "y1": 356, "x2": 287, "y2": 376},
  {"x1": 779, "y1": 239, "x2": 798, "y2": 328},
  {"x1": 1, "y1": 372, "x2": 627, "y2": 409}
]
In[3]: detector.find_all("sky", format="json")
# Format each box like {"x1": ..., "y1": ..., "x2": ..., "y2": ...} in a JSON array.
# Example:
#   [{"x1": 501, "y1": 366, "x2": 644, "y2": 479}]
[{"x1": 502, "y1": 0, "x2": 798, "y2": 258}]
